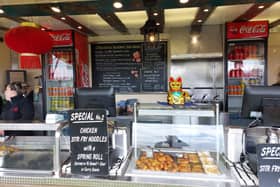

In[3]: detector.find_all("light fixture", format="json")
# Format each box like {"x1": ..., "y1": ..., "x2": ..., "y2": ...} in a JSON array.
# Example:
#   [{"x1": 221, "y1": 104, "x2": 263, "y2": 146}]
[
  {"x1": 197, "y1": 19, "x2": 203, "y2": 23},
  {"x1": 0, "y1": 9, "x2": 4, "y2": 14},
  {"x1": 77, "y1": 26, "x2": 82, "y2": 30},
  {"x1": 153, "y1": 12, "x2": 158, "y2": 16},
  {"x1": 203, "y1": 8, "x2": 209, "y2": 12},
  {"x1": 191, "y1": 35, "x2": 198, "y2": 44},
  {"x1": 50, "y1": 6, "x2": 61, "y2": 13},
  {"x1": 156, "y1": 22, "x2": 160, "y2": 26},
  {"x1": 179, "y1": 0, "x2": 189, "y2": 4},
  {"x1": 258, "y1": 5, "x2": 265, "y2": 9},
  {"x1": 140, "y1": 19, "x2": 160, "y2": 47},
  {"x1": 61, "y1": 17, "x2": 66, "y2": 20},
  {"x1": 41, "y1": 28, "x2": 46, "y2": 31},
  {"x1": 113, "y1": 1, "x2": 123, "y2": 9}
]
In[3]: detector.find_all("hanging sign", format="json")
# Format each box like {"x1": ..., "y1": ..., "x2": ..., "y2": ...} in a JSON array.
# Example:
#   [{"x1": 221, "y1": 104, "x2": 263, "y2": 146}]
[
  {"x1": 257, "y1": 144, "x2": 280, "y2": 187},
  {"x1": 69, "y1": 109, "x2": 109, "y2": 176},
  {"x1": 227, "y1": 21, "x2": 269, "y2": 39}
]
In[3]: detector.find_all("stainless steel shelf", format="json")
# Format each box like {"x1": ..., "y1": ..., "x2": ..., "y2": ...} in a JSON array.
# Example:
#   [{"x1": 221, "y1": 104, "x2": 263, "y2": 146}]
[
  {"x1": 0, "y1": 122, "x2": 60, "y2": 131},
  {"x1": 136, "y1": 103, "x2": 215, "y2": 117}
]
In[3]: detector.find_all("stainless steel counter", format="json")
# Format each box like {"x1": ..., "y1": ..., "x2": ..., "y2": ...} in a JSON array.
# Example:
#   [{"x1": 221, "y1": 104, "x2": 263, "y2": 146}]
[
  {"x1": 0, "y1": 120, "x2": 242, "y2": 187},
  {"x1": 0, "y1": 121, "x2": 68, "y2": 177}
]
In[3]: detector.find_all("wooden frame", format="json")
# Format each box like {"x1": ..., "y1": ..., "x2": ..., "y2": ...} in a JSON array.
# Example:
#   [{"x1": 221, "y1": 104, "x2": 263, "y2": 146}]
[{"x1": 6, "y1": 69, "x2": 27, "y2": 84}]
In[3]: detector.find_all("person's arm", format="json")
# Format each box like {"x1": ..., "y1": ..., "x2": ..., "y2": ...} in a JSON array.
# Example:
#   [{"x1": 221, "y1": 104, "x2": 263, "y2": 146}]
[
  {"x1": 20, "y1": 98, "x2": 34, "y2": 120},
  {"x1": 0, "y1": 96, "x2": 2, "y2": 115}
]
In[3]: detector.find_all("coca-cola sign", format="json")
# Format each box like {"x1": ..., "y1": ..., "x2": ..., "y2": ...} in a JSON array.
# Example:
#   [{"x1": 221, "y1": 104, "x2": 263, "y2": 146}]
[
  {"x1": 227, "y1": 21, "x2": 269, "y2": 39},
  {"x1": 48, "y1": 30, "x2": 73, "y2": 47}
]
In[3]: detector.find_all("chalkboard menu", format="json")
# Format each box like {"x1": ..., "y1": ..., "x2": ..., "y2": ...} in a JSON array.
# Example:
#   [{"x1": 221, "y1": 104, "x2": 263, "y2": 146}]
[
  {"x1": 69, "y1": 109, "x2": 109, "y2": 176},
  {"x1": 92, "y1": 42, "x2": 167, "y2": 92},
  {"x1": 257, "y1": 144, "x2": 280, "y2": 187}
]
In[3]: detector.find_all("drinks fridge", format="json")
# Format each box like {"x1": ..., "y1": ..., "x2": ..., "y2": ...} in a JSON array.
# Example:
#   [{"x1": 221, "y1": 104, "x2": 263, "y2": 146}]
[
  {"x1": 225, "y1": 21, "x2": 269, "y2": 115},
  {"x1": 42, "y1": 30, "x2": 89, "y2": 118}
]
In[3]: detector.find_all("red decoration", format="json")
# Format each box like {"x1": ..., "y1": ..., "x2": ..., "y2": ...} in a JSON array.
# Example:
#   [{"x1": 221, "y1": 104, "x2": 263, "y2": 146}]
[
  {"x1": 20, "y1": 54, "x2": 42, "y2": 69},
  {"x1": 4, "y1": 25, "x2": 53, "y2": 54}
]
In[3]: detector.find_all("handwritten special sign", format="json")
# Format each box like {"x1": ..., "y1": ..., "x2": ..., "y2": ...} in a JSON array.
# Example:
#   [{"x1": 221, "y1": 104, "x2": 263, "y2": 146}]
[
  {"x1": 69, "y1": 109, "x2": 109, "y2": 176},
  {"x1": 257, "y1": 144, "x2": 280, "y2": 187}
]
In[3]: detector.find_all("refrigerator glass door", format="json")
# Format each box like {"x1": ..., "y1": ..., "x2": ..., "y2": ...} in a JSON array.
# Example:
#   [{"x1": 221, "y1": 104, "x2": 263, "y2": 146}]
[
  {"x1": 227, "y1": 40, "x2": 266, "y2": 113},
  {"x1": 46, "y1": 49, "x2": 75, "y2": 113}
]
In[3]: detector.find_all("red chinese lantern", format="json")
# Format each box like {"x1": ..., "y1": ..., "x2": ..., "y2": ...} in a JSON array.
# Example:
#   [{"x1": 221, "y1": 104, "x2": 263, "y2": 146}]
[{"x1": 4, "y1": 22, "x2": 53, "y2": 69}]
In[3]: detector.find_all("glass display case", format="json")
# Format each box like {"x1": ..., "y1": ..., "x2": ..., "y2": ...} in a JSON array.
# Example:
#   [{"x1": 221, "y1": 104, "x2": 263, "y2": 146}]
[
  {"x1": 0, "y1": 121, "x2": 69, "y2": 177},
  {"x1": 125, "y1": 103, "x2": 237, "y2": 186}
]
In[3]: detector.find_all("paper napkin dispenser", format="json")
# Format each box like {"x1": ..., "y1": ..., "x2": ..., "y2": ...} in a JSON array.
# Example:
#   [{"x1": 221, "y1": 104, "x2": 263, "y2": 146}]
[
  {"x1": 45, "y1": 113, "x2": 64, "y2": 124},
  {"x1": 112, "y1": 127, "x2": 130, "y2": 159}
]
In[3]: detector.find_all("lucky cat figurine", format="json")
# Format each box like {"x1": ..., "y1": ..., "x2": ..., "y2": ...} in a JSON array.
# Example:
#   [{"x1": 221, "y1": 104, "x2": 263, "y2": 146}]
[{"x1": 167, "y1": 76, "x2": 190, "y2": 105}]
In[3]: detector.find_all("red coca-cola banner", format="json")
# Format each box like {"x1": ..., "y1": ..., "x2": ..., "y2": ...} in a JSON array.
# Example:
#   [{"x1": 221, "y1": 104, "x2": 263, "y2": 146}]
[
  {"x1": 48, "y1": 30, "x2": 73, "y2": 47},
  {"x1": 227, "y1": 21, "x2": 269, "y2": 39}
]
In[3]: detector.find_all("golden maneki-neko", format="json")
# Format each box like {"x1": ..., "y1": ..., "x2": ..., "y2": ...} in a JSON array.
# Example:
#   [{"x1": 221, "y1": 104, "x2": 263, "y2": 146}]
[{"x1": 167, "y1": 77, "x2": 190, "y2": 105}]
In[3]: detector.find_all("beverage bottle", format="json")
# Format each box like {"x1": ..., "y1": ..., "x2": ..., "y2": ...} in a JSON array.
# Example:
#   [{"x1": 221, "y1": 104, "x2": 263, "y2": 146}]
[
  {"x1": 229, "y1": 69, "x2": 235, "y2": 78},
  {"x1": 49, "y1": 65, "x2": 54, "y2": 80},
  {"x1": 232, "y1": 46, "x2": 236, "y2": 60},
  {"x1": 248, "y1": 45, "x2": 252, "y2": 58},
  {"x1": 61, "y1": 87, "x2": 64, "y2": 97},
  {"x1": 48, "y1": 87, "x2": 51, "y2": 96},
  {"x1": 228, "y1": 52, "x2": 233, "y2": 60},
  {"x1": 252, "y1": 45, "x2": 257, "y2": 58},
  {"x1": 236, "y1": 85, "x2": 241, "y2": 95},
  {"x1": 228, "y1": 85, "x2": 232, "y2": 95},
  {"x1": 52, "y1": 87, "x2": 55, "y2": 97},
  {"x1": 55, "y1": 87, "x2": 58, "y2": 97},
  {"x1": 55, "y1": 87, "x2": 59, "y2": 97}
]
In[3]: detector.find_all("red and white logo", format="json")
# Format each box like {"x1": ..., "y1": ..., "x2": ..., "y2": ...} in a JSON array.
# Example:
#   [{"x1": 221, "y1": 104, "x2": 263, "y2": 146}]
[
  {"x1": 50, "y1": 33, "x2": 71, "y2": 41},
  {"x1": 227, "y1": 21, "x2": 269, "y2": 39},
  {"x1": 48, "y1": 30, "x2": 73, "y2": 46},
  {"x1": 239, "y1": 24, "x2": 266, "y2": 34}
]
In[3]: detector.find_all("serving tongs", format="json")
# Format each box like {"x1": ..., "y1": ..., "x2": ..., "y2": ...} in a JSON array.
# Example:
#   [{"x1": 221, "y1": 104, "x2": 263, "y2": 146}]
[{"x1": 154, "y1": 135, "x2": 189, "y2": 149}]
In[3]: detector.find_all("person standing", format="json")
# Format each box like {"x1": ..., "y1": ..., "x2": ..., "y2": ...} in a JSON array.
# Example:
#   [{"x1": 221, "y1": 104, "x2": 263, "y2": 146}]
[
  {"x1": 0, "y1": 82, "x2": 34, "y2": 136},
  {"x1": 272, "y1": 72, "x2": 280, "y2": 86},
  {"x1": 1, "y1": 82, "x2": 34, "y2": 121},
  {"x1": 0, "y1": 95, "x2": 2, "y2": 115}
]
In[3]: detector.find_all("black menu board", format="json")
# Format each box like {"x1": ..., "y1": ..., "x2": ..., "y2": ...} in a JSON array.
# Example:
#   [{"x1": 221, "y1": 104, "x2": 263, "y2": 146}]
[
  {"x1": 257, "y1": 144, "x2": 280, "y2": 187},
  {"x1": 69, "y1": 109, "x2": 109, "y2": 176},
  {"x1": 92, "y1": 42, "x2": 167, "y2": 92}
]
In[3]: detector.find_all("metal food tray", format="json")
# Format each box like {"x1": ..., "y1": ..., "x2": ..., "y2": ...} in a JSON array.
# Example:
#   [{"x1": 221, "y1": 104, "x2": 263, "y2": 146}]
[
  {"x1": 0, "y1": 136, "x2": 70, "y2": 175},
  {"x1": 0, "y1": 150, "x2": 69, "y2": 171},
  {"x1": 126, "y1": 148, "x2": 233, "y2": 182}
]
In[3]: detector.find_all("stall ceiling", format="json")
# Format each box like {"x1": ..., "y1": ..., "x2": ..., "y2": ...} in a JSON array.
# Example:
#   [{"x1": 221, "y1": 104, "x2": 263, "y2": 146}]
[{"x1": 0, "y1": 0, "x2": 279, "y2": 38}]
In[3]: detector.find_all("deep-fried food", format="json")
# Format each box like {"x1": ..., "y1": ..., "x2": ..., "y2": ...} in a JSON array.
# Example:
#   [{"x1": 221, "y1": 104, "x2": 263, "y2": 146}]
[{"x1": 0, "y1": 145, "x2": 19, "y2": 156}]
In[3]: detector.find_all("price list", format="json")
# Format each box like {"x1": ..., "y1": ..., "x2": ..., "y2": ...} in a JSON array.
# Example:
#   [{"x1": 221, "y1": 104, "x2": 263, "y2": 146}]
[
  {"x1": 93, "y1": 43, "x2": 142, "y2": 92},
  {"x1": 142, "y1": 42, "x2": 167, "y2": 91},
  {"x1": 92, "y1": 42, "x2": 167, "y2": 92}
]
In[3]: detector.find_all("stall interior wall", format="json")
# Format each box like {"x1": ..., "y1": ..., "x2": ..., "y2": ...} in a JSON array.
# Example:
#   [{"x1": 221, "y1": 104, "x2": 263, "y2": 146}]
[
  {"x1": 171, "y1": 58, "x2": 224, "y2": 103},
  {"x1": 268, "y1": 31, "x2": 280, "y2": 85},
  {"x1": 0, "y1": 42, "x2": 11, "y2": 92},
  {"x1": 90, "y1": 25, "x2": 224, "y2": 103}
]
